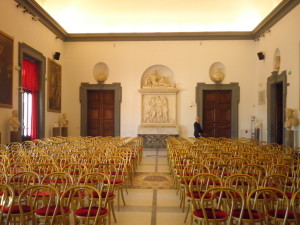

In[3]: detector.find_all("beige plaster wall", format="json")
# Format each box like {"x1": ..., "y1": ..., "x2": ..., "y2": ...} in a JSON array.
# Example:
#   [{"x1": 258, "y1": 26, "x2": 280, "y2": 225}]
[
  {"x1": 63, "y1": 40, "x2": 256, "y2": 138},
  {"x1": 0, "y1": 0, "x2": 64, "y2": 144},
  {"x1": 0, "y1": 1, "x2": 299, "y2": 146},
  {"x1": 254, "y1": 4, "x2": 300, "y2": 146}
]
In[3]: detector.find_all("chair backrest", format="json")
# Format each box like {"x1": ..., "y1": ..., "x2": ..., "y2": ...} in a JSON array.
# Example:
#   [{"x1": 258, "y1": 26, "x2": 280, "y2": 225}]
[
  {"x1": 225, "y1": 174, "x2": 258, "y2": 196},
  {"x1": 9, "y1": 171, "x2": 40, "y2": 199},
  {"x1": 41, "y1": 172, "x2": 74, "y2": 193},
  {"x1": 60, "y1": 185, "x2": 106, "y2": 224},
  {"x1": 247, "y1": 187, "x2": 291, "y2": 224},
  {"x1": 18, "y1": 184, "x2": 61, "y2": 225},
  {"x1": 239, "y1": 164, "x2": 267, "y2": 183},
  {"x1": 0, "y1": 183, "x2": 15, "y2": 225},
  {"x1": 78, "y1": 172, "x2": 111, "y2": 207},
  {"x1": 197, "y1": 186, "x2": 245, "y2": 225},
  {"x1": 188, "y1": 173, "x2": 223, "y2": 196}
]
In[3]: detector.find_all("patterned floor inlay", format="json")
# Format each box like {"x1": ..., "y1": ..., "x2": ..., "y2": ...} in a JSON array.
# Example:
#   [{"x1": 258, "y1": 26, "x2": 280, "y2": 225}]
[{"x1": 132, "y1": 172, "x2": 173, "y2": 189}]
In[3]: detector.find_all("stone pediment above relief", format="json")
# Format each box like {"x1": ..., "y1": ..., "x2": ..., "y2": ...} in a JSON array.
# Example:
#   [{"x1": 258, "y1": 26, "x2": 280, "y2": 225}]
[{"x1": 142, "y1": 70, "x2": 176, "y2": 89}]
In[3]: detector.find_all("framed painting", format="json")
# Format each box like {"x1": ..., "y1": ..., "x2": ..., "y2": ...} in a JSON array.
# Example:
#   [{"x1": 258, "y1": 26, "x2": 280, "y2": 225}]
[
  {"x1": 47, "y1": 58, "x2": 61, "y2": 112},
  {"x1": 0, "y1": 31, "x2": 13, "y2": 108}
]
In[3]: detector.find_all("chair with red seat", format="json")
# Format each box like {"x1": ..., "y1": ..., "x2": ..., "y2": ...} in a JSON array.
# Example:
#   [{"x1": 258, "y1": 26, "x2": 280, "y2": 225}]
[
  {"x1": 189, "y1": 186, "x2": 246, "y2": 225},
  {"x1": 291, "y1": 188, "x2": 300, "y2": 224},
  {"x1": 187, "y1": 173, "x2": 223, "y2": 224},
  {"x1": 60, "y1": 185, "x2": 109, "y2": 225},
  {"x1": 62, "y1": 163, "x2": 88, "y2": 183},
  {"x1": 33, "y1": 163, "x2": 58, "y2": 181},
  {"x1": 0, "y1": 183, "x2": 15, "y2": 225},
  {"x1": 240, "y1": 164, "x2": 267, "y2": 184},
  {"x1": 225, "y1": 174, "x2": 259, "y2": 198},
  {"x1": 41, "y1": 172, "x2": 74, "y2": 197},
  {"x1": 261, "y1": 174, "x2": 295, "y2": 200},
  {"x1": 8, "y1": 171, "x2": 40, "y2": 204},
  {"x1": 247, "y1": 187, "x2": 296, "y2": 224},
  {"x1": 17, "y1": 184, "x2": 67, "y2": 225},
  {"x1": 90, "y1": 163, "x2": 118, "y2": 223},
  {"x1": 180, "y1": 164, "x2": 210, "y2": 222}
]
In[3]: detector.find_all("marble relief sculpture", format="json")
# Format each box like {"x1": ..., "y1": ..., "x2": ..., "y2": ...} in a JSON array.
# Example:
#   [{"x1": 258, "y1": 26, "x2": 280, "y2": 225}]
[
  {"x1": 144, "y1": 96, "x2": 169, "y2": 123},
  {"x1": 143, "y1": 70, "x2": 175, "y2": 88}
]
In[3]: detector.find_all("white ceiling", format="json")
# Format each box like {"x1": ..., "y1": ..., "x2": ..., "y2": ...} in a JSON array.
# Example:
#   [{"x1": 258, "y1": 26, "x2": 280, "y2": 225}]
[{"x1": 35, "y1": 0, "x2": 283, "y2": 33}]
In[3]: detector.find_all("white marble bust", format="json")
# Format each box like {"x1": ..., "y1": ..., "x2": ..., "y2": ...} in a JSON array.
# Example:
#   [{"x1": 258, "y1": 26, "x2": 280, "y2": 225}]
[
  {"x1": 8, "y1": 110, "x2": 21, "y2": 131},
  {"x1": 284, "y1": 108, "x2": 299, "y2": 130}
]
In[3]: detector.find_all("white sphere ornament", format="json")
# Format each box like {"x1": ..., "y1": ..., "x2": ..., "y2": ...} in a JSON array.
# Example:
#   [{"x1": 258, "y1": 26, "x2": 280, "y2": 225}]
[{"x1": 93, "y1": 62, "x2": 109, "y2": 83}]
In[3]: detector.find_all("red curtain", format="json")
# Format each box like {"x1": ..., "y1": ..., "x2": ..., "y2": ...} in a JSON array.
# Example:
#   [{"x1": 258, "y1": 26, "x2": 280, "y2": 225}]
[{"x1": 22, "y1": 59, "x2": 39, "y2": 140}]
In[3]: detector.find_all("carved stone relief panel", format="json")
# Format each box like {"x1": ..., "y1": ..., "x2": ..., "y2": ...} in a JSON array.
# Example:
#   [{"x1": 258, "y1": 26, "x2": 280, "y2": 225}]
[{"x1": 141, "y1": 93, "x2": 177, "y2": 126}]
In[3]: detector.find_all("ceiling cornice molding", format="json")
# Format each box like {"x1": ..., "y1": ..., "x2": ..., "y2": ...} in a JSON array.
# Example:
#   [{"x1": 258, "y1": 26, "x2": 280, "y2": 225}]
[
  {"x1": 14, "y1": 0, "x2": 68, "y2": 40},
  {"x1": 253, "y1": 0, "x2": 300, "y2": 39},
  {"x1": 13, "y1": 0, "x2": 299, "y2": 42},
  {"x1": 65, "y1": 32, "x2": 254, "y2": 42}
]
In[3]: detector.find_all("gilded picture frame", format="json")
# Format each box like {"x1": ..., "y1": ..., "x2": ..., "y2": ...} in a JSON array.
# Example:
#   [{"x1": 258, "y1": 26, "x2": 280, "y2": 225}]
[
  {"x1": 47, "y1": 58, "x2": 61, "y2": 112},
  {"x1": 0, "y1": 31, "x2": 14, "y2": 108}
]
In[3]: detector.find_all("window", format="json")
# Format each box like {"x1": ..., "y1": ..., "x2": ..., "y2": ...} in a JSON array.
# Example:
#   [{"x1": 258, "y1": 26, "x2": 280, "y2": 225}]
[{"x1": 22, "y1": 90, "x2": 32, "y2": 138}]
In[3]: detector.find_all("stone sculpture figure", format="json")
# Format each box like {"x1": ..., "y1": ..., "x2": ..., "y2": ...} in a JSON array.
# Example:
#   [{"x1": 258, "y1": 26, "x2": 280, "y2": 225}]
[
  {"x1": 143, "y1": 70, "x2": 175, "y2": 88},
  {"x1": 284, "y1": 108, "x2": 299, "y2": 130},
  {"x1": 210, "y1": 68, "x2": 225, "y2": 83},
  {"x1": 144, "y1": 96, "x2": 169, "y2": 123},
  {"x1": 60, "y1": 113, "x2": 68, "y2": 127},
  {"x1": 8, "y1": 110, "x2": 21, "y2": 131},
  {"x1": 274, "y1": 56, "x2": 280, "y2": 72}
]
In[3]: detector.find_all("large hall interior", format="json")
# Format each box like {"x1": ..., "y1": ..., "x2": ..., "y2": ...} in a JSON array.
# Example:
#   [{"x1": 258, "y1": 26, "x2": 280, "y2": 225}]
[{"x1": 0, "y1": 0, "x2": 300, "y2": 224}]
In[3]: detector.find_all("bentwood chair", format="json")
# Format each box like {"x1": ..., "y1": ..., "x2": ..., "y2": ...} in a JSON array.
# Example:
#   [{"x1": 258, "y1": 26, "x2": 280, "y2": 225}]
[
  {"x1": 247, "y1": 187, "x2": 295, "y2": 225},
  {"x1": 188, "y1": 173, "x2": 223, "y2": 224},
  {"x1": 60, "y1": 185, "x2": 109, "y2": 225},
  {"x1": 0, "y1": 183, "x2": 15, "y2": 225},
  {"x1": 189, "y1": 186, "x2": 245, "y2": 225},
  {"x1": 17, "y1": 184, "x2": 66, "y2": 225}
]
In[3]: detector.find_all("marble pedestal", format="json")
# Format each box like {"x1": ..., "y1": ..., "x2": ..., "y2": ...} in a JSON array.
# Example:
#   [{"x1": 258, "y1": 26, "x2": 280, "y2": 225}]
[
  {"x1": 53, "y1": 127, "x2": 60, "y2": 137},
  {"x1": 61, "y1": 127, "x2": 68, "y2": 137},
  {"x1": 285, "y1": 130, "x2": 294, "y2": 147},
  {"x1": 138, "y1": 126, "x2": 179, "y2": 148},
  {"x1": 10, "y1": 131, "x2": 19, "y2": 143}
]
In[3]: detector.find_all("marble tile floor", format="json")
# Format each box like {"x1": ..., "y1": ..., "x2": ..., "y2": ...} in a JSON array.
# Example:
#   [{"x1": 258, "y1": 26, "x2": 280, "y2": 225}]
[{"x1": 111, "y1": 148, "x2": 187, "y2": 225}]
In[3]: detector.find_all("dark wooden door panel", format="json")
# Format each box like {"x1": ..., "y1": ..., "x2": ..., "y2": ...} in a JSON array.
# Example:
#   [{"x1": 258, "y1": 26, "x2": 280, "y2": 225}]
[
  {"x1": 203, "y1": 90, "x2": 231, "y2": 138},
  {"x1": 87, "y1": 90, "x2": 114, "y2": 137}
]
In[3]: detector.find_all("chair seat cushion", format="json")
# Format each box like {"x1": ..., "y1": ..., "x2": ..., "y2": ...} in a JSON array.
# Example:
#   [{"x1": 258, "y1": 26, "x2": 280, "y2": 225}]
[
  {"x1": 29, "y1": 191, "x2": 55, "y2": 197},
  {"x1": 3, "y1": 205, "x2": 31, "y2": 214},
  {"x1": 60, "y1": 191, "x2": 85, "y2": 198},
  {"x1": 104, "y1": 179, "x2": 123, "y2": 184},
  {"x1": 232, "y1": 209, "x2": 264, "y2": 219},
  {"x1": 78, "y1": 178, "x2": 99, "y2": 184},
  {"x1": 92, "y1": 191, "x2": 115, "y2": 198},
  {"x1": 268, "y1": 209, "x2": 300, "y2": 219},
  {"x1": 75, "y1": 207, "x2": 108, "y2": 217},
  {"x1": 35, "y1": 206, "x2": 70, "y2": 216},
  {"x1": 186, "y1": 191, "x2": 211, "y2": 199},
  {"x1": 193, "y1": 208, "x2": 228, "y2": 219}
]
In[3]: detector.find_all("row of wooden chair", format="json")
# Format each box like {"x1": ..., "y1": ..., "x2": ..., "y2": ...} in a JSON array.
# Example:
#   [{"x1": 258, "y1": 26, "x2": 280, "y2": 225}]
[
  {"x1": 167, "y1": 137, "x2": 300, "y2": 224},
  {"x1": 0, "y1": 136, "x2": 144, "y2": 225}
]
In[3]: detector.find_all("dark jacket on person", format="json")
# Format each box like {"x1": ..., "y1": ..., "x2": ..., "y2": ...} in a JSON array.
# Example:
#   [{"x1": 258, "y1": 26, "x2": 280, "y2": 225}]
[{"x1": 194, "y1": 122, "x2": 204, "y2": 138}]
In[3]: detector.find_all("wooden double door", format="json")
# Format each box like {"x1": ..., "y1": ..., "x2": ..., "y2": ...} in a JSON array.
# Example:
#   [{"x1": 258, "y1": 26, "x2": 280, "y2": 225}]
[
  {"x1": 87, "y1": 90, "x2": 115, "y2": 137},
  {"x1": 203, "y1": 90, "x2": 232, "y2": 137}
]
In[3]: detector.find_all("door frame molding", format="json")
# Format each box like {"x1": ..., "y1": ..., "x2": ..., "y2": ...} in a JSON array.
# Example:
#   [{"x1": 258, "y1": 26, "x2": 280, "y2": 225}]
[
  {"x1": 80, "y1": 82, "x2": 122, "y2": 136},
  {"x1": 18, "y1": 43, "x2": 46, "y2": 140},
  {"x1": 196, "y1": 82, "x2": 240, "y2": 137},
  {"x1": 267, "y1": 71, "x2": 287, "y2": 143}
]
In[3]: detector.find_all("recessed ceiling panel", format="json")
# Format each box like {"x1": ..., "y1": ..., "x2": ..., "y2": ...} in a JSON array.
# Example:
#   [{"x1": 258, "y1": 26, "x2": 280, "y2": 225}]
[{"x1": 35, "y1": 0, "x2": 283, "y2": 33}]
